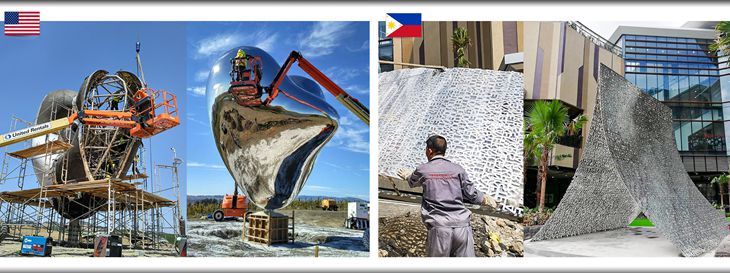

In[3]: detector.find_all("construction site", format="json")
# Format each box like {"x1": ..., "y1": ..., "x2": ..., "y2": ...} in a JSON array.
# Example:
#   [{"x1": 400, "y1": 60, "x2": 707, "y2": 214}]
[{"x1": 0, "y1": 44, "x2": 186, "y2": 257}]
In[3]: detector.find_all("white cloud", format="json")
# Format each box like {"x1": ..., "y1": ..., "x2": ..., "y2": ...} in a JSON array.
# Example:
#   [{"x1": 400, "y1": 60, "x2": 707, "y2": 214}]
[
  {"x1": 339, "y1": 116, "x2": 354, "y2": 126},
  {"x1": 321, "y1": 66, "x2": 368, "y2": 95},
  {"x1": 342, "y1": 84, "x2": 369, "y2": 95},
  {"x1": 330, "y1": 121, "x2": 369, "y2": 154},
  {"x1": 324, "y1": 66, "x2": 363, "y2": 83},
  {"x1": 196, "y1": 33, "x2": 240, "y2": 59},
  {"x1": 194, "y1": 70, "x2": 209, "y2": 82},
  {"x1": 195, "y1": 31, "x2": 278, "y2": 59},
  {"x1": 187, "y1": 161, "x2": 226, "y2": 169},
  {"x1": 322, "y1": 161, "x2": 347, "y2": 170},
  {"x1": 187, "y1": 116, "x2": 209, "y2": 127},
  {"x1": 304, "y1": 185, "x2": 333, "y2": 192},
  {"x1": 299, "y1": 22, "x2": 350, "y2": 57},
  {"x1": 187, "y1": 86, "x2": 206, "y2": 97},
  {"x1": 347, "y1": 40, "x2": 369, "y2": 52},
  {"x1": 255, "y1": 33, "x2": 278, "y2": 53}
]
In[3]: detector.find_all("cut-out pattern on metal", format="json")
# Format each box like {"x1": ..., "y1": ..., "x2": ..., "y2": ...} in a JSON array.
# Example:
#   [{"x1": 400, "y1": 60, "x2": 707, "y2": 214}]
[
  {"x1": 532, "y1": 65, "x2": 729, "y2": 257},
  {"x1": 378, "y1": 68, "x2": 524, "y2": 216}
]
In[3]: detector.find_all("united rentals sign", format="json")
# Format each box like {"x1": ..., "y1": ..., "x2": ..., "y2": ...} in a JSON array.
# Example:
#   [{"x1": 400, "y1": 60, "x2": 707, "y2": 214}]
[
  {"x1": 0, "y1": 118, "x2": 69, "y2": 148},
  {"x1": 4, "y1": 122, "x2": 52, "y2": 141}
]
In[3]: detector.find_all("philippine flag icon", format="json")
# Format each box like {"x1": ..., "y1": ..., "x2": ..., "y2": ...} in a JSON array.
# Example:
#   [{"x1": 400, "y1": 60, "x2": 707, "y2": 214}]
[{"x1": 385, "y1": 13, "x2": 421, "y2": 38}]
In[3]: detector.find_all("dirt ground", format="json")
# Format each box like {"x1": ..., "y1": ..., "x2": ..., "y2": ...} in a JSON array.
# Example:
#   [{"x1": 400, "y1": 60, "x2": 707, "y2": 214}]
[
  {"x1": 0, "y1": 224, "x2": 178, "y2": 257},
  {"x1": 0, "y1": 240, "x2": 177, "y2": 257},
  {"x1": 188, "y1": 209, "x2": 368, "y2": 257}
]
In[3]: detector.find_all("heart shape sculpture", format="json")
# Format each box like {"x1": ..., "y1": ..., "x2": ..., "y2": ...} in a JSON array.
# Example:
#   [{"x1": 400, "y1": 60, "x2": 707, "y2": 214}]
[{"x1": 207, "y1": 47, "x2": 339, "y2": 210}]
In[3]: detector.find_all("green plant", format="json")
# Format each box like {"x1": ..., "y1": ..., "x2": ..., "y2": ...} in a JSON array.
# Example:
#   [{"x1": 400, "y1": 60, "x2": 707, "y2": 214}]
[
  {"x1": 451, "y1": 27, "x2": 471, "y2": 68},
  {"x1": 709, "y1": 21, "x2": 730, "y2": 56},
  {"x1": 711, "y1": 169, "x2": 730, "y2": 209},
  {"x1": 525, "y1": 100, "x2": 587, "y2": 212},
  {"x1": 522, "y1": 206, "x2": 555, "y2": 226}
]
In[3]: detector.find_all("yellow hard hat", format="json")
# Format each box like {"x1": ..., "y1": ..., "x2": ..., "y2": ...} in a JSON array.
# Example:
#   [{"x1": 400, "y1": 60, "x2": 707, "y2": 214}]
[{"x1": 236, "y1": 49, "x2": 245, "y2": 58}]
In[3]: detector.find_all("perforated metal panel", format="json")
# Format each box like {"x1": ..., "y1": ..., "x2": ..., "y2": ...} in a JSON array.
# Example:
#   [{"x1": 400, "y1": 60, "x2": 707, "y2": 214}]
[
  {"x1": 532, "y1": 65, "x2": 729, "y2": 257},
  {"x1": 378, "y1": 68, "x2": 524, "y2": 216}
]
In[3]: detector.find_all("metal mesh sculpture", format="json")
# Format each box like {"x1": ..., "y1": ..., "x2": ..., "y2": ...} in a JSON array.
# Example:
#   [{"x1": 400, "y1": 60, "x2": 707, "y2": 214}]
[
  {"x1": 532, "y1": 65, "x2": 729, "y2": 257},
  {"x1": 378, "y1": 68, "x2": 524, "y2": 216}
]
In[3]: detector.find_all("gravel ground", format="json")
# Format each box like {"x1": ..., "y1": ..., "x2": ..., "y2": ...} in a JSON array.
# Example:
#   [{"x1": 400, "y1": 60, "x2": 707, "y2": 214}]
[
  {"x1": 0, "y1": 240, "x2": 176, "y2": 257},
  {"x1": 187, "y1": 210, "x2": 368, "y2": 257},
  {"x1": 378, "y1": 200, "x2": 523, "y2": 257}
]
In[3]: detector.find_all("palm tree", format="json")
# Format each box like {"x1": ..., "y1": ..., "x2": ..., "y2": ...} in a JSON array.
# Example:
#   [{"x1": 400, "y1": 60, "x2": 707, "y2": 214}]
[
  {"x1": 711, "y1": 171, "x2": 729, "y2": 210},
  {"x1": 709, "y1": 21, "x2": 730, "y2": 56},
  {"x1": 451, "y1": 27, "x2": 471, "y2": 68},
  {"x1": 526, "y1": 100, "x2": 587, "y2": 212}
]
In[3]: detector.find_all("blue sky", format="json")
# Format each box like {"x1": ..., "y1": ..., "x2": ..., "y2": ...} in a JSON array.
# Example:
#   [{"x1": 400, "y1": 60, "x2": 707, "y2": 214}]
[
  {"x1": 186, "y1": 22, "x2": 370, "y2": 200},
  {"x1": 0, "y1": 22, "x2": 187, "y2": 216}
]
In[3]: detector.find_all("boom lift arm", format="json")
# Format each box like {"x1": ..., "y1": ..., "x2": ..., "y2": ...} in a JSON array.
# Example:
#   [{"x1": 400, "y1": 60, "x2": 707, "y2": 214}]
[
  {"x1": 265, "y1": 51, "x2": 370, "y2": 126},
  {"x1": 0, "y1": 89, "x2": 179, "y2": 148}
]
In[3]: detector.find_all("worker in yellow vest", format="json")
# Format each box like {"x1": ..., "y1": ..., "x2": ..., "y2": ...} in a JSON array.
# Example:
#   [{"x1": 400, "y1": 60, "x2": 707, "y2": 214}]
[
  {"x1": 233, "y1": 49, "x2": 248, "y2": 82},
  {"x1": 111, "y1": 94, "x2": 122, "y2": 111}
]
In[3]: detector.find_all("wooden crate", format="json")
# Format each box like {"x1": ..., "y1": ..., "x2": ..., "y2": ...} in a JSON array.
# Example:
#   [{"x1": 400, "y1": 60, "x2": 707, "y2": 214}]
[{"x1": 245, "y1": 213, "x2": 292, "y2": 245}]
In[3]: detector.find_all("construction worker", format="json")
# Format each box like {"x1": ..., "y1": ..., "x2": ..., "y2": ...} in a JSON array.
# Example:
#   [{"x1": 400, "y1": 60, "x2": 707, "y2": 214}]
[
  {"x1": 132, "y1": 154, "x2": 140, "y2": 176},
  {"x1": 110, "y1": 93, "x2": 122, "y2": 111},
  {"x1": 397, "y1": 135, "x2": 498, "y2": 257},
  {"x1": 105, "y1": 159, "x2": 117, "y2": 179},
  {"x1": 233, "y1": 49, "x2": 248, "y2": 82}
]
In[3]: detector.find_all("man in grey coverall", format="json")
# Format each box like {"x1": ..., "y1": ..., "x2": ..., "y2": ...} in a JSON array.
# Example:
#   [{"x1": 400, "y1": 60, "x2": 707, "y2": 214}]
[{"x1": 398, "y1": 135, "x2": 497, "y2": 257}]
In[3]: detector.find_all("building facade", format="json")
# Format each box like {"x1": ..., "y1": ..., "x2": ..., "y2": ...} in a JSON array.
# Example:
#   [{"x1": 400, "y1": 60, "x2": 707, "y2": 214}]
[
  {"x1": 378, "y1": 21, "x2": 624, "y2": 208},
  {"x1": 379, "y1": 21, "x2": 727, "y2": 208},
  {"x1": 610, "y1": 25, "x2": 727, "y2": 203}
]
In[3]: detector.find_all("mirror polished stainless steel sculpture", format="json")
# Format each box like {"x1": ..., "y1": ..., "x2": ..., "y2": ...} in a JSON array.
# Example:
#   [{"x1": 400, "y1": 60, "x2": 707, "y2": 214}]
[
  {"x1": 207, "y1": 47, "x2": 339, "y2": 210},
  {"x1": 532, "y1": 65, "x2": 730, "y2": 257}
]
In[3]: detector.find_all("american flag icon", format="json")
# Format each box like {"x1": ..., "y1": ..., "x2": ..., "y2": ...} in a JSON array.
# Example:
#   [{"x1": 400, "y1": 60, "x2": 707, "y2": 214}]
[{"x1": 4, "y1": 11, "x2": 40, "y2": 36}]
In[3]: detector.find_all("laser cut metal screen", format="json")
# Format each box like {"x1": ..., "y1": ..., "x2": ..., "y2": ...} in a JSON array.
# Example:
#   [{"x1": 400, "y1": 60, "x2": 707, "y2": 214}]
[
  {"x1": 378, "y1": 68, "x2": 524, "y2": 216},
  {"x1": 532, "y1": 65, "x2": 729, "y2": 257}
]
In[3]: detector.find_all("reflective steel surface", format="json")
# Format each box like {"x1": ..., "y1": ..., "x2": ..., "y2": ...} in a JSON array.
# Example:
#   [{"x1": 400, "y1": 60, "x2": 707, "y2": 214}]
[{"x1": 207, "y1": 47, "x2": 339, "y2": 210}]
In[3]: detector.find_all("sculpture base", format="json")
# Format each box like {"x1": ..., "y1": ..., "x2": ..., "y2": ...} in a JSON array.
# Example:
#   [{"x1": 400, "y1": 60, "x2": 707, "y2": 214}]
[{"x1": 245, "y1": 210, "x2": 294, "y2": 245}]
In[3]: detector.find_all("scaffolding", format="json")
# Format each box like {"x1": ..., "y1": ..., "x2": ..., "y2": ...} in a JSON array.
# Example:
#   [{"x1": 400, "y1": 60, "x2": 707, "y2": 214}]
[{"x1": 0, "y1": 97, "x2": 182, "y2": 252}]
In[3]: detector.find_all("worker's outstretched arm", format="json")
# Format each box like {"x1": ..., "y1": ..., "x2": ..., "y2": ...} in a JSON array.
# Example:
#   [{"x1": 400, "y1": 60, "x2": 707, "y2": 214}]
[
  {"x1": 398, "y1": 168, "x2": 424, "y2": 188},
  {"x1": 459, "y1": 171, "x2": 486, "y2": 205}
]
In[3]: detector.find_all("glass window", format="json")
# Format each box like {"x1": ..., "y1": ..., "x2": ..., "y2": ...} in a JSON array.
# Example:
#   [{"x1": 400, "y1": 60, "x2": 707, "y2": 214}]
[
  {"x1": 681, "y1": 121, "x2": 690, "y2": 151},
  {"x1": 661, "y1": 75, "x2": 670, "y2": 101},
  {"x1": 714, "y1": 108, "x2": 722, "y2": 121},
  {"x1": 714, "y1": 122, "x2": 726, "y2": 151},
  {"x1": 626, "y1": 73, "x2": 636, "y2": 85},
  {"x1": 689, "y1": 76, "x2": 701, "y2": 101},
  {"x1": 674, "y1": 122, "x2": 682, "y2": 150},
  {"x1": 636, "y1": 74, "x2": 647, "y2": 92},
  {"x1": 709, "y1": 76, "x2": 721, "y2": 102},
  {"x1": 669, "y1": 75, "x2": 680, "y2": 100},
  {"x1": 679, "y1": 76, "x2": 690, "y2": 99},
  {"x1": 646, "y1": 73, "x2": 656, "y2": 90}
]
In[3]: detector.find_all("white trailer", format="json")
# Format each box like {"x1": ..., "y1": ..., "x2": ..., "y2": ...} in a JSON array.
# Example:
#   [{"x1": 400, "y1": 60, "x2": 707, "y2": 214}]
[{"x1": 345, "y1": 202, "x2": 369, "y2": 230}]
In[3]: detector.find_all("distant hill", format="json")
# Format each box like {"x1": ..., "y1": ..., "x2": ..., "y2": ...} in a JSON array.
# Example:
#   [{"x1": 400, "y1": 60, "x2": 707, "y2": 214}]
[
  {"x1": 296, "y1": 195, "x2": 368, "y2": 203},
  {"x1": 187, "y1": 195, "x2": 367, "y2": 204}
]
